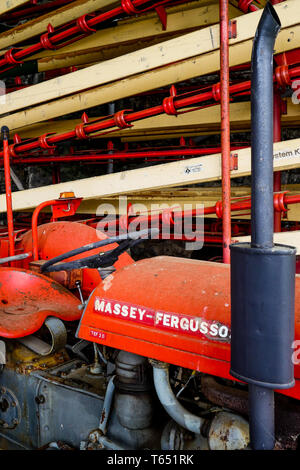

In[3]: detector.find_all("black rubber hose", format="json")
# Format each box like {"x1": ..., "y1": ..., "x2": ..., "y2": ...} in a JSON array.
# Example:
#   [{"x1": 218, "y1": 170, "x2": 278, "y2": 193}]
[{"x1": 251, "y1": 2, "x2": 281, "y2": 249}]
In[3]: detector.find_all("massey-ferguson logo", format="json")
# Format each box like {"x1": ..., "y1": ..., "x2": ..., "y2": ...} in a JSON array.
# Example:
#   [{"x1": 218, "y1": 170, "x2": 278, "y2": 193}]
[{"x1": 94, "y1": 297, "x2": 230, "y2": 342}]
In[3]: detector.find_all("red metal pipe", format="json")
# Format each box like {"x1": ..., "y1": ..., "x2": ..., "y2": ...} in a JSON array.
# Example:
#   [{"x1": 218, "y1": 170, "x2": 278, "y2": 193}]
[
  {"x1": 219, "y1": 0, "x2": 231, "y2": 263},
  {"x1": 1, "y1": 146, "x2": 245, "y2": 165},
  {"x1": 5, "y1": 62, "x2": 300, "y2": 158},
  {"x1": 32, "y1": 199, "x2": 59, "y2": 260},
  {"x1": 1, "y1": 62, "x2": 298, "y2": 160},
  {"x1": 238, "y1": 1, "x2": 259, "y2": 13},
  {"x1": 0, "y1": 0, "x2": 173, "y2": 74},
  {"x1": 94, "y1": 193, "x2": 300, "y2": 232},
  {"x1": 2, "y1": 128, "x2": 15, "y2": 258}
]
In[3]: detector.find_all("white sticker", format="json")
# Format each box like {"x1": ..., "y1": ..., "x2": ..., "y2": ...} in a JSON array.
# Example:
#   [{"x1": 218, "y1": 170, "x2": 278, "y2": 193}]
[
  {"x1": 184, "y1": 163, "x2": 203, "y2": 174},
  {"x1": 274, "y1": 147, "x2": 300, "y2": 160}
]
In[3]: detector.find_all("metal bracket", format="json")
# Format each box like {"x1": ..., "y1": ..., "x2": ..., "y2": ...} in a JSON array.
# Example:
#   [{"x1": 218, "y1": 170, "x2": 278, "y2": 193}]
[
  {"x1": 18, "y1": 317, "x2": 67, "y2": 356},
  {"x1": 229, "y1": 20, "x2": 237, "y2": 40},
  {"x1": 230, "y1": 153, "x2": 238, "y2": 171}
]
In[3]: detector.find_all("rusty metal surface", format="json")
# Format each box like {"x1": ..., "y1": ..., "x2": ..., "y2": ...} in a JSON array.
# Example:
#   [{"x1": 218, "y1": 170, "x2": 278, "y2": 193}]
[
  {"x1": 201, "y1": 375, "x2": 300, "y2": 449},
  {"x1": 0, "y1": 267, "x2": 80, "y2": 338}
]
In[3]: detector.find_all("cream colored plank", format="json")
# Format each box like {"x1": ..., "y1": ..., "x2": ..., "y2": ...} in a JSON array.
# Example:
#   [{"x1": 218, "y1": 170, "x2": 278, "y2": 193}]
[
  {"x1": 232, "y1": 232, "x2": 300, "y2": 254},
  {"x1": 1, "y1": 0, "x2": 298, "y2": 116},
  {"x1": 1, "y1": 138, "x2": 300, "y2": 213},
  {"x1": 0, "y1": 0, "x2": 29, "y2": 15},
  {"x1": 34, "y1": 2, "x2": 241, "y2": 61},
  {"x1": 3, "y1": 16, "x2": 299, "y2": 132}
]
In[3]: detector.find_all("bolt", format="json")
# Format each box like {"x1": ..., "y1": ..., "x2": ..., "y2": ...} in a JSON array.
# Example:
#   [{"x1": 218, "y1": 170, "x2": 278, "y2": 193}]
[{"x1": 35, "y1": 395, "x2": 45, "y2": 405}]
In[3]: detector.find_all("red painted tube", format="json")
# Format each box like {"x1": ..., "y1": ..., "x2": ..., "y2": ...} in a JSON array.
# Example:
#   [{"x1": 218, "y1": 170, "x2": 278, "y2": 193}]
[
  {"x1": 219, "y1": 0, "x2": 231, "y2": 263},
  {"x1": 32, "y1": 199, "x2": 59, "y2": 260},
  {"x1": 2, "y1": 64, "x2": 300, "y2": 158},
  {"x1": 2, "y1": 128, "x2": 15, "y2": 258},
  {"x1": 1, "y1": 146, "x2": 245, "y2": 165},
  {"x1": 0, "y1": 0, "x2": 173, "y2": 73},
  {"x1": 94, "y1": 193, "x2": 300, "y2": 233}
]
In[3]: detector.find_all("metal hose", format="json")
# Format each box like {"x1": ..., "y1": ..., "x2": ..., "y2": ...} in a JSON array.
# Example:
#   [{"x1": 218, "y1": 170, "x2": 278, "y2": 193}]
[{"x1": 152, "y1": 363, "x2": 204, "y2": 434}]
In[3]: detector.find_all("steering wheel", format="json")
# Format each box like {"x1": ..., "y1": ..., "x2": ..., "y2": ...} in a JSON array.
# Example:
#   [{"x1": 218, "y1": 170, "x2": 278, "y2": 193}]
[{"x1": 41, "y1": 228, "x2": 158, "y2": 273}]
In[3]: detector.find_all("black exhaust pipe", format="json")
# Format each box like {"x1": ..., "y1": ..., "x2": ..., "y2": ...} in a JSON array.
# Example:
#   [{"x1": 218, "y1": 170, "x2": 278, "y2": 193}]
[{"x1": 230, "y1": 3, "x2": 296, "y2": 450}]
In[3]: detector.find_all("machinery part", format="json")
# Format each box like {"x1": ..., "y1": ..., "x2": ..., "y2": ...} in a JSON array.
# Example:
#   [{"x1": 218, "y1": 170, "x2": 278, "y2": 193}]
[
  {"x1": 77, "y1": 254, "x2": 300, "y2": 401},
  {"x1": 41, "y1": 228, "x2": 158, "y2": 272},
  {"x1": 0, "y1": 341, "x2": 5, "y2": 365},
  {"x1": 115, "y1": 352, "x2": 154, "y2": 432},
  {"x1": 0, "y1": 253, "x2": 30, "y2": 265},
  {"x1": 18, "y1": 221, "x2": 134, "y2": 296},
  {"x1": 0, "y1": 268, "x2": 80, "y2": 338},
  {"x1": 115, "y1": 350, "x2": 152, "y2": 393},
  {"x1": 201, "y1": 375, "x2": 300, "y2": 449},
  {"x1": 84, "y1": 431, "x2": 129, "y2": 450},
  {"x1": 18, "y1": 317, "x2": 67, "y2": 356},
  {"x1": 161, "y1": 420, "x2": 185, "y2": 450},
  {"x1": 152, "y1": 362, "x2": 205, "y2": 435},
  {"x1": 152, "y1": 362, "x2": 249, "y2": 450},
  {"x1": 0, "y1": 387, "x2": 21, "y2": 430},
  {"x1": 99, "y1": 375, "x2": 115, "y2": 435},
  {"x1": 208, "y1": 411, "x2": 249, "y2": 450},
  {"x1": 2, "y1": 126, "x2": 14, "y2": 258},
  {"x1": 250, "y1": 3, "x2": 281, "y2": 249},
  {"x1": 230, "y1": 2, "x2": 296, "y2": 451}
]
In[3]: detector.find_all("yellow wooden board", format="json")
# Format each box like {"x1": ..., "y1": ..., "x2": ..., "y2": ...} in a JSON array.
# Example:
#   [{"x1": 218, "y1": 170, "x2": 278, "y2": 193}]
[
  {"x1": 1, "y1": 0, "x2": 297, "y2": 117},
  {"x1": 1, "y1": 137, "x2": 300, "y2": 213},
  {"x1": 0, "y1": 0, "x2": 29, "y2": 15},
  {"x1": 2, "y1": 6, "x2": 299, "y2": 131},
  {"x1": 0, "y1": 0, "x2": 117, "y2": 49}
]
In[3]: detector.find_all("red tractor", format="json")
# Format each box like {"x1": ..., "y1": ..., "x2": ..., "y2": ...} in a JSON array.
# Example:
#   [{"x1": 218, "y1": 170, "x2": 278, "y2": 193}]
[{"x1": 0, "y1": 3, "x2": 298, "y2": 451}]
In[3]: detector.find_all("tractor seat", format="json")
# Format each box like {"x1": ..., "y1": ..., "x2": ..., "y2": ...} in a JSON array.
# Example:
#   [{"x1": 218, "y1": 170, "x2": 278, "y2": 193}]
[{"x1": 0, "y1": 268, "x2": 80, "y2": 338}]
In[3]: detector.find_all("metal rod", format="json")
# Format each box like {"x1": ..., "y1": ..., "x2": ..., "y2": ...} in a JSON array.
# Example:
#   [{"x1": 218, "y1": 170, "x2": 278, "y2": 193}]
[
  {"x1": 107, "y1": 103, "x2": 115, "y2": 174},
  {"x1": 3, "y1": 63, "x2": 300, "y2": 158},
  {"x1": 219, "y1": 0, "x2": 231, "y2": 263},
  {"x1": 2, "y1": 126, "x2": 15, "y2": 258},
  {"x1": 0, "y1": 0, "x2": 173, "y2": 75},
  {"x1": 248, "y1": 384, "x2": 275, "y2": 450}
]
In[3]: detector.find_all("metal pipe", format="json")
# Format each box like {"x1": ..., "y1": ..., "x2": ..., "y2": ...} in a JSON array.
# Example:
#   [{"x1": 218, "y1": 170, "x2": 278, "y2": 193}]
[
  {"x1": 98, "y1": 375, "x2": 115, "y2": 435},
  {"x1": 249, "y1": 1, "x2": 281, "y2": 449},
  {"x1": 251, "y1": 2, "x2": 281, "y2": 249},
  {"x1": 152, "y1": 362, "x2": 205, "y2": 434},
  {"x1": 3, "y1": 63, "x2": 300, "y2": 157},
  {"x1": 31, "y1": 199, "x2": 59, "y2": 260},
  {"x1": 107, "y1": 103, "x2": 115, "y2": 174},
  {"x1": 2, "y1": 126, "x2": 15, "y2": 258},
  {"x1": 219, "y1": 0, "x2": 231, "y2": 264},
  {"x1": 0, "y1": 0, "x2": 173, "y2": 75},
  {"x1": 0, "y1": 252, "x2": 30, "y2": 265}
]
